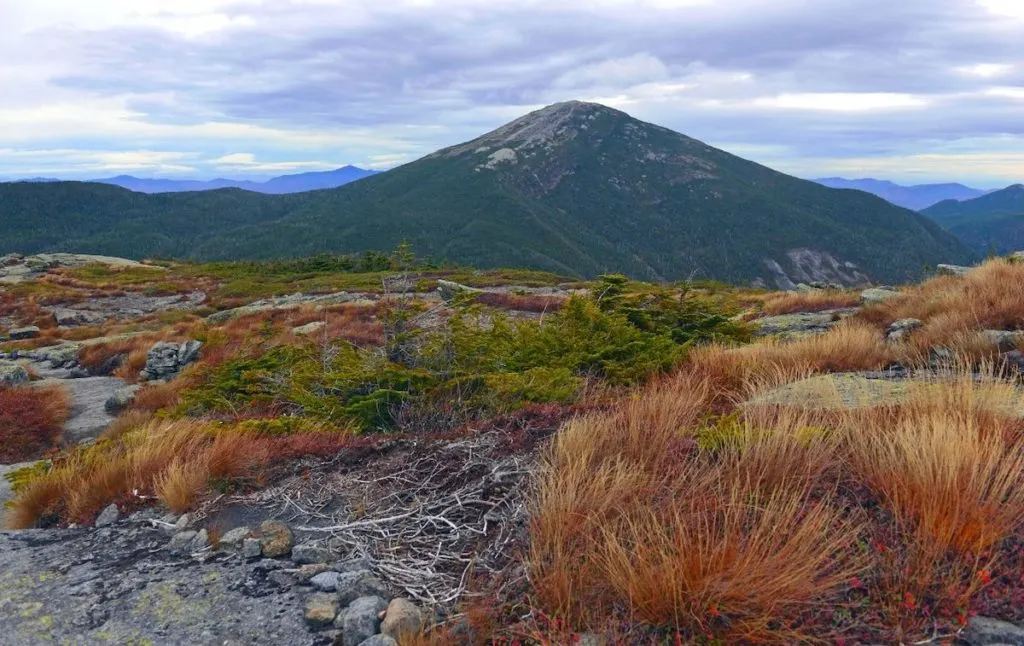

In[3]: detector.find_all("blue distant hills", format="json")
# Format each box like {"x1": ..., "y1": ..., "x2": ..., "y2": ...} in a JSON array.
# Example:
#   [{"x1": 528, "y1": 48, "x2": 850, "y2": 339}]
[
  {"x1": 812, "y1": 177, "x2": 992, "y2": 210},
  {"x1": 9, "y1": 165, "x2": 380, "y2": 194}
]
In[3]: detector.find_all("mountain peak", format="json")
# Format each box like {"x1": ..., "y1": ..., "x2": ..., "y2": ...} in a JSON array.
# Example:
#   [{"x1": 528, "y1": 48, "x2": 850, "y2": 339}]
[{"x1": 438, "y1": 100, "x2": 627, "y2": 158}]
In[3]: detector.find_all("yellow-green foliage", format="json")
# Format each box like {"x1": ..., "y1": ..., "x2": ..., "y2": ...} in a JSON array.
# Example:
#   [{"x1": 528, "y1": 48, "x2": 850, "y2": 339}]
[
  {"x1": 64, "y1": 263, "x2": 168, "y2": 286},
  {"x1": 3, "y1": 461, "x2": 51, "y2": 501}
]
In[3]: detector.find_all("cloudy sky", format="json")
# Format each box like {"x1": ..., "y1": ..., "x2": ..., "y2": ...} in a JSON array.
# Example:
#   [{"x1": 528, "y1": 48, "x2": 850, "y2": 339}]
[{"x1": 1, "y1": 0, "x2": 1022, "y2": 186}]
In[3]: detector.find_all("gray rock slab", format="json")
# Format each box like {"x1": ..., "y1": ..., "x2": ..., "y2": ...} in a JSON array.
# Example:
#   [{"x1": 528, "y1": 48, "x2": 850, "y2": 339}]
[
  {"x1": 962, "y1": 616, "x2": 1024, "y2": 646},
  {"x1": 33, "y1": 376, "x2": 126, "y2": 445},
  {"x1": 339, "y1": 595, "x2": 388, "y2": 645},
  {"x1": 0, "y1": 524, "x2": 314, "y2": 645}
]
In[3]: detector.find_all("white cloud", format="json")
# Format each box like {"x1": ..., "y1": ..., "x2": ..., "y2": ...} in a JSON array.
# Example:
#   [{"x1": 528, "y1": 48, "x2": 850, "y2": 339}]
[
  {"x1": 0, "y1": 0, "x2": 1021, "y2": 184},
  {"x1": 986, "y1": 86, "x2": 1024, "y2": 99},
  {"x1": 752, "y1": 93, "x2": 929, "y2": 112},
  {"x1": 211, "y1": 152, "x2": 340, "y2": 172},
  {"x1": 977, "y1": 0, "x2": 1024, "y2": 19},
  {"x1": 955, "y1": 63, "x2": 1014, "y2": 78}
]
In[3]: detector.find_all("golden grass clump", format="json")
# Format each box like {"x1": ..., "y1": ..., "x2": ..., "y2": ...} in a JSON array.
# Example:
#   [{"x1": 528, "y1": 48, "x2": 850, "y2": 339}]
[
  {"x1": 529, "y1": 372, "x2": 864, "y2": 641},
  {"x1": 530, "y1": 351, "x2": 1024, "y2": 641},
  {"x1": 5, "y1": 419, "x2": 265, "y2": 528},
  {"x1": 761, "y1": 289, "x2": 861, "y2": 315},
  {"x1": 688, "y1": 320, "x2": 892, "y2": 400},
  {"x1": 860, "y1": 258, "x2": 1024, "y2": 351}
]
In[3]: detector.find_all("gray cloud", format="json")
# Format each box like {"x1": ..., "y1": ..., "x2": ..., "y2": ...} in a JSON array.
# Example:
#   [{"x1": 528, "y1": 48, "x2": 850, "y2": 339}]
[{"x1": 1, "y1": 0, "x2": 1022, "y2": 184}]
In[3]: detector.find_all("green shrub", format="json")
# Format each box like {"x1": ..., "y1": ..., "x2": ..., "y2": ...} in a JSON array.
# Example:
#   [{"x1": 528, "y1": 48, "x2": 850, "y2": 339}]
[{"x1": 179, "y1": 280, "x2": 749, "y2": 431}]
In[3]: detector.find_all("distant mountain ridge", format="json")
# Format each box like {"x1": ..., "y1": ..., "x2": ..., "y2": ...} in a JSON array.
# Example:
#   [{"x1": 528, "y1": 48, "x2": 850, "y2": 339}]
[
  {"x1": 813, "y1": 177, "x2": 990, "y2": 210},
  {"x1": 921, "y1": 184, "x2": 1024, "y2": 254},
  {"x1": 6, "y1": 166, "x2": 380, "y2": 194},
  {"x1": 0, "y1": 101, "x2": 974, "y2": 287}
]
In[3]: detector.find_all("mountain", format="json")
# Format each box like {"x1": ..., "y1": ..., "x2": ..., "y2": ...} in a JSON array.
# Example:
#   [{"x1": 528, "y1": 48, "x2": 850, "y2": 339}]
[
  {"x1": 0, "y1": 101, "x2": 974, "y2": 287},
  {"x1": 7, "y1": 166, "x2": 379, "y2": 194},
  {"x1": 813, "y1": 177, "x2": 988, "y2": 210},
  {"x1": 921, "y1": 184, "x2": 1024, "y2": 254}
]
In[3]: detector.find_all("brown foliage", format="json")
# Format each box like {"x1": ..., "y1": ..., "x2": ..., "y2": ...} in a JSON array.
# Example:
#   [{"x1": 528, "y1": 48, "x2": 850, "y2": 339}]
[{"x1": 0, "y1": 385, "x2": 70, "y2": 462}]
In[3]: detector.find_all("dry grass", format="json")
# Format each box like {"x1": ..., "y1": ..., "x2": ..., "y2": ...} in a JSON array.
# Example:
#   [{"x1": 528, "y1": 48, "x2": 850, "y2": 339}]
[
  {"x1": 688, "y1": 321, "x2": 892, "y2": 400},
  {"x1": 156, "y1": 458, "x2": 210, "y2": 513},
  {"x1": 859, "y1": 258, "x2": 1024, "y2": 350},
  {"x1": 528, "y1": 372, "x2": 864, "y2": 641},
  {"x1": 761, "y1": 290, "x2": 861, "y2": 315},
  {"x1": 130, "y1": 380, "x2": 189, "y2": 412},
  {"x1": 530, "y1": 346, "x2": 1024, "y2": 641},
  {"x1": 0, "y1": 384, "x2": 70, "y2": 462},
  {"x1": 837, "y1": 374, "x2": 1024, "y2": 622},
  {"x1": 5, "y1": 416, "x2": 353, "y2": 528}
]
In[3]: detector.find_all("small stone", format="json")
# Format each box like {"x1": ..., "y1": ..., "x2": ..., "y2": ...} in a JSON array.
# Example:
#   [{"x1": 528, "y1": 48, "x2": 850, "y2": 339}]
[
  {"x1": 1002, "y1": 351, "x2": 1024, "y2": 375},
  {"x1": 982, "y1": 330, "x2": 1024, "y2": 352},
  {"x1": 242, "y1": 537, "x2": 262, "y2": 559},
  {"x1": 168, "y1": 530, "x2": 198, "y2": 551},
  {"x1": 304, "y1": 592, "x2": 339, "y2": 629},
  {"x1": 9, "y1": 326, "x2": 41, "y2": 340},
  {"x1": 860, "y1": 288, "x2": 902, "y2": 305},
  {"x1": 437, "y1": 279, "x2": 481, "y2": 302},
  {"x1": 174, "y1": 513, "x2": 192, "y2": 531},
  {"x1": 576, "y1": 633, "x2": 605, "y2": 646},
  {"x1": 296, "y1": 563, "x2": 335, "y2": 582},
  {"x1": 309, "y1": 571, "x2": 341, "y2": 592},
  {"x1": 335, "y1": 557, "x2": 373, "y2": 574},
  {"x1": 94, "y1": 503, "x2": 120, "y2": 528},
  {"x1": 190, "y1": 528, "x2": 209, "y2": 550},
  {"x1": 380, "y1": 598, "x2": 423, "y2": 640},
  {"x1": 357, "y1": 636, "x2": 398, "y2": 646},
  {"x1": 0, "y1": 362, "x2": 29, "y2": 386},
  {"x1": 961, "y1": 616, "x2": 1024, "y2": 646},
  {"x1": 52, "y1": 308, "x2": 105, "y2": 327},
  {"x1": 336, "y1": 572, "x2": 393, "y2": 607},
  {"x1": 292, "y1": 542, "x2": 333, "y2": 565},
  {"x1": 338, "y1": 595, "x2": 388, "y2": 645},
  {"x1": 885, "y1": 318, "x2": 923, "y2": 343},
  {"x1": 293, "y1": 321, "x2": 326, "y2": 336},
  {"x1": 936, "y1": 263, "x2": 971, "y2": 277},
  {"x1": 104, "y1": 385, "x2": 141, "y2": 413},
  {"x1": 258, "y1": 520, "x2": 293, "y2": 558},
  {"x1": 219, "y1": 526, "x2": 253, "y2": 550},
  {"x1": 268, "y1": 570, "x2": 295, "y2": 588}
]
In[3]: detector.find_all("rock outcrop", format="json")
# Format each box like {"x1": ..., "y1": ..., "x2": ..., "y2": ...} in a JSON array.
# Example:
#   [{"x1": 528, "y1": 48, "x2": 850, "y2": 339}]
[
  {"x1": 936, "y1": 263, "x2": 971, "y2": 277},
  {"x1": 0, "y1": 253, "x2": 150, "y2": 284},
  {"x1": 140, "y1": 340, "x2": 202, "y2": 381},
  {"x1": 33, "y1": 377, "x2": 127, "y2": 445},
  {"x1": 860, "y1": 287, "x2": 902, "y2": 305},
  {"x1": 0, "y1": 361, "x2": 30, "y2": 386},
  {"x1": 8, "y1": 326, "x2": 40, "y2": 340},
  {"x1": 437, "y1": 279, "x2": 481, "y2": 302},
  {"x1": 206, "y1": 292, "x2": 370, "y2": 323},
  {"x1": 0, "y1": 518, "x2": 315, "y2": 645}
]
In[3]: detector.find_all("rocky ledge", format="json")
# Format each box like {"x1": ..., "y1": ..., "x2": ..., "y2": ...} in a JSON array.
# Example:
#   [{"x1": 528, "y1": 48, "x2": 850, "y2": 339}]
[{"x1": 0, "y1": 510, "x2": 432, "y2": 646}]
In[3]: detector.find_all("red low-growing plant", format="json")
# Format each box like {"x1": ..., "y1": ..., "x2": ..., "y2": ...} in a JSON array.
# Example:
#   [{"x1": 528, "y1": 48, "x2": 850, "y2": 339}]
[
  {"x1": 476, "y1": 291, "x2": 566, "y2": 313},
  {"x1": 0, "y1": 385, "x2": 70, "y2": 462}
]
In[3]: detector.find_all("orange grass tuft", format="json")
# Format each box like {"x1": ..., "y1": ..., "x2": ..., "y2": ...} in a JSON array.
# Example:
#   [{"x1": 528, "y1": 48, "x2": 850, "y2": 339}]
[
  {"x1": 528, "y1": 372, "x2": 864, "y2": 640},
  {"x1": 762, "y1": 290, "x2": 861, "y2": 316}
]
